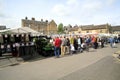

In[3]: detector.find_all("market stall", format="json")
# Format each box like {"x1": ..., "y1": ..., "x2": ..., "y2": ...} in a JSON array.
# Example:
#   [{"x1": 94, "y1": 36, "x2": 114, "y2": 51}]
[{"x1": 0, "y1": 27, "x2": 39, "y2": 58}]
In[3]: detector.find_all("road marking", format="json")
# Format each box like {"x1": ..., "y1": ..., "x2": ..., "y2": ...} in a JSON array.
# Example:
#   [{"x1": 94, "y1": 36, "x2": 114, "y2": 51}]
[{"x1": 19, "y1": 62, "x2": 29, "y2": 64}]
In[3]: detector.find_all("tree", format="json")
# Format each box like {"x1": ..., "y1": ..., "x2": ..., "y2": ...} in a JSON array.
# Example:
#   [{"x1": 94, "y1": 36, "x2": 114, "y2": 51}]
[{"x1": 57, "y1": 23, "x2": 64, "y2": 34}]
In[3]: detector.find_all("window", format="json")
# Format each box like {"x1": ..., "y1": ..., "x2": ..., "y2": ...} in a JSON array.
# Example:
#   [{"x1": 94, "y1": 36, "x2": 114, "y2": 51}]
[{"x1": 100, "y1": 30, "x2": 102, "y2": 33}]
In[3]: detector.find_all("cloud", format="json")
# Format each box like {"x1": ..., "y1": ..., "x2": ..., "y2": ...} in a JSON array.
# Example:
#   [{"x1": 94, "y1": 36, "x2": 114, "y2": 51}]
[
  {"x1": 52, "y1": 4, "x2": 69, "y2": 16},
  {"x1": 52, "y1": 0, "x2": 79, "y2": 16},
  {"x1": 79, "y1": 1, "x2": 102, "y2": 17},
  {"x1": 0, "y1": 13, "x2": 5, "y2": 17},
  {"x1": 0, "y1": 0, "x2": 2, "y2": 12},
  {"x1": 66, "y1": 0, "x2": 78, "y2": 5},
  {"x1": 51, "y1": 0, "x2": 120, "y2": 26},
  {"x1": 1, "y1": 0, "x2": 119, "y2": 28},
  {"x1": 0, "y1": 17, "x2": 20, "y2": 28},
  {"x1": 0, "y1": 0, "x2": 5, "y2": 18},
  {"x1": 0, "y1": 0, "x2": 3, "y2": 10},
  {"x1": 52, "y1": 0, "x2": 103, "y2": 17},
  {"x1": 82, "y1": 1, "x2": 102, "y2": 11},
  {"x1": 0, "y1": 0, "x2": 21, "y2": 28},
  {"x1": 106, "y1": 0, "x2": 116, "y2": 5}
]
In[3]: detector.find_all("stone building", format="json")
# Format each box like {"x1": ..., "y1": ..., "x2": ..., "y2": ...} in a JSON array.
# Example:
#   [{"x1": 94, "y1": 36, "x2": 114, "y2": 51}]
[
  {"x1": 64, "y1": 24, "x2": 112, "y2": 35},
  {"x1": 64, "y1": 24, "x2": 72, "y2": 34},
  {"x1": 78, "y1": 24, "x2": 111, "y2": 34},
  {"x1": 21, "y1": 17, "x2": 57, "y2": 35},
  {"x1": 47, "y1": 20, "x2": 57, "y2": 35},
  {"x1": 67, "y1": 25, "x2": 79, "y2": 34},
  {"x1": 0, "y1": 25, "x2": 6, "y2": 30},
  {"x1": 111, "y1": 26, "x2": 120, "y2": 34}
]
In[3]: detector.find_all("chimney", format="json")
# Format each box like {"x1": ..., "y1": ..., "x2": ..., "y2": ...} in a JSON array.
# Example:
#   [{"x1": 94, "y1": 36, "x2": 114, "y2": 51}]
[
  {"x1": 25, "y1": 17, "x2": 28, "y2": 20},
  {"x1": 46, "y1": 20, "x2": 48, "y2": 23},
  {"x1": 41, "y1": 19, "x2": 43, "y2": 22},
  {"x1": 32, "y1": 17, "x2": 35, "y2": 20}
]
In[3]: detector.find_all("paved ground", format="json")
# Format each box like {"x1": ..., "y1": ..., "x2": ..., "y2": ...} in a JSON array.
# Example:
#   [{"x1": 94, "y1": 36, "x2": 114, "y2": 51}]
[
  {"x1": 0, "y1": 54, "x2": 45, "y2": 68},
  {"x1": 0, "y1": 43, "x2": 120, "y2": 80},
  {"x1": 59, "y1": 56, "x2": 120, "y2": 80}
]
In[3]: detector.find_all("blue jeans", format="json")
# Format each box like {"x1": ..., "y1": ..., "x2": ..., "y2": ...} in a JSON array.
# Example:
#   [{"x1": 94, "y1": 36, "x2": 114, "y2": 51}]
[
  {"x1": 54, "y1": 46, "x2": 60, "y2": 57},
  {"x1": 110, "y1": 42, "x2": 113, "y2": 48}
]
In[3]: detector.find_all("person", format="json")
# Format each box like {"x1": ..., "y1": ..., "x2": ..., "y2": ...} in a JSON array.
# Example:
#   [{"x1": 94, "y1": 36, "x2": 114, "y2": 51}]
[
  {"x1": 0, "y1": 43, "x2": 2, "y2": 56},
  {"x1": 0, "y1": 34, "x2": 3, "y2": 44},
  {"x1": 118, "y1": 35, "x2": 120, "y2": 43},
  {"x1": 73, "y1": 36, "x2": 78, "y2": 53},
  {"x1": 77, "y1": 36, "x2": 83, "y2": 52},
  {"x1": 60, "y1": 36, "x2": 66, "y2": 57},
  {"x1": 65, "y1": 37, "x2": 70, "y2": 54},
  {"x1": 81, "y1": 41, "x2": 86, "y2": 51},
  {"x1": 70, "y1": 35, "x2": 74, "y2": 54},
  {"x1": 109, "y1": 37, "x2": 115, "y2": 48},
  {"x1": 85, "y1": 36, "x2": 91, "y2": 51},
  {"x1": 54, "y1": 36, "x2": 61, "y2": 58},
  {"x1": 100, "y1": 37, "x2": 105, "y2": 48},
  {"x1": 92, "y1": 36, "x2": 98, "y2": 49}
]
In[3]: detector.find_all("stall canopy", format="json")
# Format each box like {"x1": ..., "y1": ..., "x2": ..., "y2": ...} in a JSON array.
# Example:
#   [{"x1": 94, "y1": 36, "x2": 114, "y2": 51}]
[{"x1": 0, "y1": 27, "x2": 39, "y2": 34}]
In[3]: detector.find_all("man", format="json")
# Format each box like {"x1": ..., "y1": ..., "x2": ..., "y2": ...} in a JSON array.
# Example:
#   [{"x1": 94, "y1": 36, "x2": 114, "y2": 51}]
[
  {"x1": 61, "y1": 36, "x2": 66, "y2": 57},
  {"x1": 54, "y1": 36, "x2": 61, "y2": 58},
  {"x1": 65, "y1": 37, "x2": 70, "y2": 54},
  {"x1": 73, "y1": 36, "x2": 78, "y2": 53},
  {"x1": 92, "y1": 36, "x2": 98, "y2": 49},
  {"x1": 118, "y1": 36, "x2": 120, "y2": 43},
  {"x1": 70, "y1": 35, "x2": 74, "y2": 54},
  {"x1": 109, "y1": 37, "x2": 115, "y2": 48},
  {"x1": 77, "y1": 36, "x2": 83, "y2": 52},
  {"x1": 85, "y1": 36, "x2": 91, "y2": 51}
]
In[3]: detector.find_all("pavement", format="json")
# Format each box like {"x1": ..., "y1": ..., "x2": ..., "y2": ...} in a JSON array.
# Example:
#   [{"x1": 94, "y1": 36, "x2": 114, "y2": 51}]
[
  {"x1": 113, "y1": 46, "x2": 120, "y2": 60},
  {"x1": 0, "y1": 54, "x2": 24, "y2": 68},
  {"x1": 0, "y1": 43, "x2": 120, "y2": 80},
  {"x1": 59, "y1": 56, "x2": 120, "y2": 80},
  {"x1": 0, "y1": 53, "x2": 45, "y2": 68}
]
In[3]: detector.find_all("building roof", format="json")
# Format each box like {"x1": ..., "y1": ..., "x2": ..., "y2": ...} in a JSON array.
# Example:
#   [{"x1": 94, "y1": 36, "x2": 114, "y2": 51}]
[
  {"x1": 68, "y1": 27, "x2": 79, "y2": 31},
  {"x1": 80, "y1": 24, "x2": 108, "y2": 30},
  {"x1": 0, "y1": 25, "x2": 6, "y2": 30},
  {"x1": 111, "y1": 26, "x2": 120, "y2": 31},
  {"x1": 48, "y1": 20, "x2": 57, "y2": 26}
]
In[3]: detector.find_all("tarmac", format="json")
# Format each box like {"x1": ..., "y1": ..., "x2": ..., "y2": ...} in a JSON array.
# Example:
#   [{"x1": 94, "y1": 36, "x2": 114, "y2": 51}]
[
  {"x1": 0, "y1": 43, "x2": 120, "y2": 68},
  {"x1": 0, "y1": 54, "x2": 23, "y2": 68},
  {"x1": 0, "y1": 53, "x2": 45, "y2": 68},
  {"x1": 113, "y1": 48, "x2": 120, "y2": 61},
  {"x1": 0, "y1": 43, "x2": 120, "y2": 80},
  {"x1": 59, "y1": 56, "x2": 120, "y2": 80}
]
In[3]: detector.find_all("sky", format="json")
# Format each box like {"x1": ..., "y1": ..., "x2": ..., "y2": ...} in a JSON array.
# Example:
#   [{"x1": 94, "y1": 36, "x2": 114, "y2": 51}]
[{"x1": 0, "y1": 0, "x2": 120, "y2": 28}]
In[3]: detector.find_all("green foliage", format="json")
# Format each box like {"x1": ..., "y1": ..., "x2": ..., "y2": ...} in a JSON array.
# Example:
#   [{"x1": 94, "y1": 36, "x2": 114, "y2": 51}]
[
  {"x1": 58, "y1": 23, "x2": 64, "y2": 34},
  {"x1": 43, "y1": 43, "x2": 53, "y2": 50},
  {"x1": 35, "y1": 38, "x2": 53, "y2": 51},
  {"x1": 45, "y1": 43, "x2": 52, "y2": 47},
  {"x1": 35, "y1": 38, "x2": 48, "y2": 49}
]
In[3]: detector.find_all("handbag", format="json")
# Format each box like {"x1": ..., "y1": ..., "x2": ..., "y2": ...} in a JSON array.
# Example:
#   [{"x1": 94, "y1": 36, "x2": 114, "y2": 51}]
[{"x1": 71, "y1": 44, "x2": 75, "y2": 51}]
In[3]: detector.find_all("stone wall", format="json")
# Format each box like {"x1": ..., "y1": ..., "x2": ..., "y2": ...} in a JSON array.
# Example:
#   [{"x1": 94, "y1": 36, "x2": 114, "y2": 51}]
[{"x1": 21, "y1": 17, "x2": 57, "y2": 35}]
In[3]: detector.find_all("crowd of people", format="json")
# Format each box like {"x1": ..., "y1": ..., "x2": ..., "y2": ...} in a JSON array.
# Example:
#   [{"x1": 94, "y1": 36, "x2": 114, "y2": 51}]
[
  {"x1": 0, "y1": 33, "x2": 120, "y2": 58},
  {"x1": 51, "y1": 35, "x2": 120, "y2": 58}
]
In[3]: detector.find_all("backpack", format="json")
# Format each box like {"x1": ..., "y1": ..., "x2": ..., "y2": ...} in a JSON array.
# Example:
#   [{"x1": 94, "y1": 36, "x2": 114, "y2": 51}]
[
  {"x1": 85, "y1": 38, "x2": 91, "y2": 43},
  {"x1": 66, "y1": 39, "x2": 70, "y2": 46}
]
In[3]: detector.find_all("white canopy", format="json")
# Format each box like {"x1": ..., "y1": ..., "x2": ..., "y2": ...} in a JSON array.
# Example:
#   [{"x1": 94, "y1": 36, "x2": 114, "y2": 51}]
[
  {"x1": 0, "y1": 27, "x2": 39, "y2": 34},
  {"x1": 11, "y1": 27, "x2": 39, "y2": 33}
]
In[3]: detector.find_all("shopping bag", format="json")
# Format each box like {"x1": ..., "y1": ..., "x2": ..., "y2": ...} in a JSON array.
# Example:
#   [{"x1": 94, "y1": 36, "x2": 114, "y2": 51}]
[
  {"x1": 113, "y1": 42, "x2": 116, "y2": 47},
  {"x1": 71, "y1": 45, "x2": 75, "y2": 51}
]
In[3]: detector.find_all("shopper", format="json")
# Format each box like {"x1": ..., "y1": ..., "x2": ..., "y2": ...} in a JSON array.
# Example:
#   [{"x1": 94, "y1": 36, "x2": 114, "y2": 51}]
[
  {"x1": 109, "y1": 37, "x2": 115, "y2": 48},
  {"x1": 54, "y1": 36, "x2": 61, "y2": 58}
]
